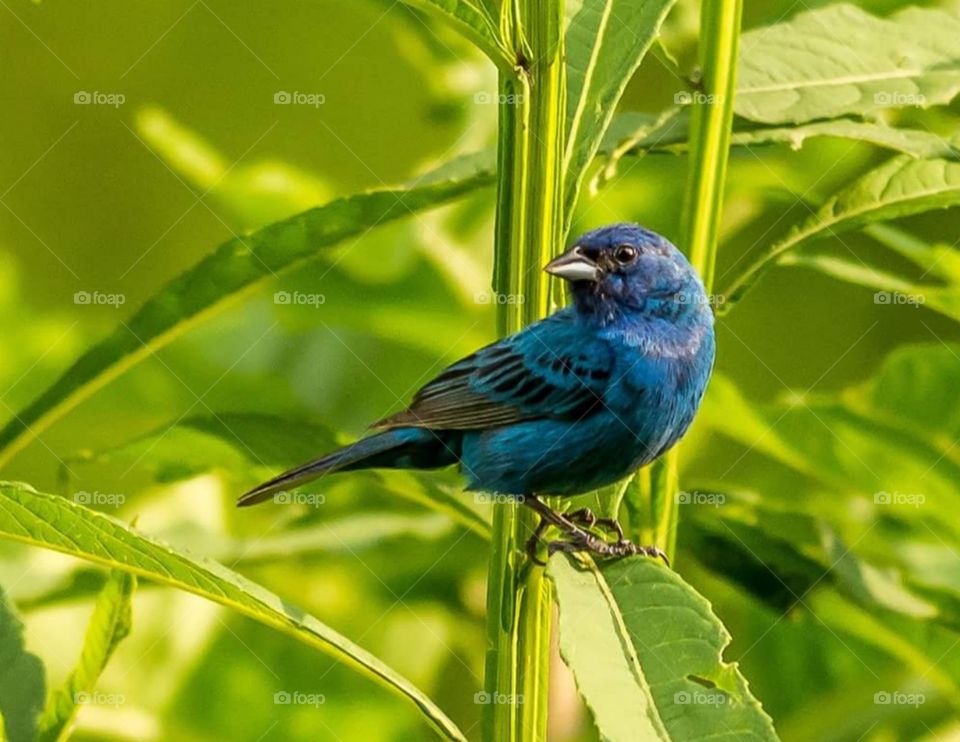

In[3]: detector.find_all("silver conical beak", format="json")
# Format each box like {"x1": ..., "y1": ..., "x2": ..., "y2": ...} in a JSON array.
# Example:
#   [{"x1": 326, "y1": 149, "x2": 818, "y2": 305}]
[{"x1": 544, "y1": 246, "x2": 601, "y2": 282}]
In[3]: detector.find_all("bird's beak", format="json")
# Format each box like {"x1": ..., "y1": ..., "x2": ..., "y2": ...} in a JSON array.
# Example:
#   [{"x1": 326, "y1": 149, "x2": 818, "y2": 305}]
[{"x1": 544, "y1": 246, "x2": 601, "y2": 282}]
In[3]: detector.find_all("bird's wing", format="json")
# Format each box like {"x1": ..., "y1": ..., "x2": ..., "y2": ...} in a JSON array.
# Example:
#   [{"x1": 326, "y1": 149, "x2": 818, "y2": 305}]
[{"x1": 374, "y1": 312, "x2": 614, "y2": 431}]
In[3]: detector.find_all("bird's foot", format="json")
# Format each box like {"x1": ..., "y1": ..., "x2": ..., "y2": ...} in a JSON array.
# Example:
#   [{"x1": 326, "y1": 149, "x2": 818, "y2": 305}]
[
  {"x1": 520, "y1": 494, "x2": 667, "y2": 566},
  {"x1": 565, "y1": 507, "x2": 625, "y2": 542},
  {"x1": 546, "y1": 532, "x2": 670, "y2": 565}
]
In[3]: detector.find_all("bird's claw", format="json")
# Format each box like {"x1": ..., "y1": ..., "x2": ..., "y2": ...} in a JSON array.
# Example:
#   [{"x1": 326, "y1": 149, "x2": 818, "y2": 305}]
[
  {"x1": 521, "y1": 495, "x2": 669, "y2": 567},
  {"x1": 546, "y1": 533, "x2": 670, "y2": 565}
]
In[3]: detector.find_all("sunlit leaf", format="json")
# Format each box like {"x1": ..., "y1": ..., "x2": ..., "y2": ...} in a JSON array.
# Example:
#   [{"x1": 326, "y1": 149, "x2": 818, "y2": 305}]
[
  {"x1": 548, "y1": 554, "x2": 779, "y2": 741},
  {"x1": 37, "y1": 571, "x2": 135, "y2": 742},
  {"x1": 736, "y1": 4, "x2": 960, "y2": 124},
  {"x1": 0, "y1": 585, "x2": 45, "y2": 742},
  {"x1": 0, "y1": 482, "x2": 467, "y2": 741}
]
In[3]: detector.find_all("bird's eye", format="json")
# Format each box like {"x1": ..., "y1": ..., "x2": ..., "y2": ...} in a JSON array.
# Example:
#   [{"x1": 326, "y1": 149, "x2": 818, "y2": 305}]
[{"x1": 614, "y1": 245, "x2": 638, "y2": 264}]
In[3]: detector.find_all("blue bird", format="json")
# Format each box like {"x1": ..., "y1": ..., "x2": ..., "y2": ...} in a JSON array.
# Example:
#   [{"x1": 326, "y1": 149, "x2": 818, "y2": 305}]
[{"x1": 239, "y1": 223, "x2": 716, "y2": 561}]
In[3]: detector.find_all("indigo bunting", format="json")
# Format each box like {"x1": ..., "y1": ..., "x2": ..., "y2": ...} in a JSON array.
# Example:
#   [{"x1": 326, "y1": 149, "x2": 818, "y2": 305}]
[{"x1": 240, "y1": 223, "x2": 715, "y2": 561}]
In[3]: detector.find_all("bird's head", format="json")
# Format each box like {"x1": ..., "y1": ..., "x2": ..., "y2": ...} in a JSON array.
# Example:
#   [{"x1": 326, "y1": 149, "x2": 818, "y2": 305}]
[{"x1": 545, "y1": 223, "x2": 711, "y2": 325}]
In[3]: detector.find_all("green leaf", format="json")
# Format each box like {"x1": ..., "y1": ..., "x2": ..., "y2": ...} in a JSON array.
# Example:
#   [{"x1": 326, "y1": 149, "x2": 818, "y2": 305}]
[
  {"x1": 696, "y1": 354, "x2": 960, "y2": 607},
  {"x1": 0, "y1": 482, "x2": 466, "y2": 741},
  {"x1": 781, "y1": 252, "x2": 960, "y2": 325},
  {"x1": 562, "y1": 0, "x2": 676, "y2": 222},
  {"x1": 0, "y1": 584, "x2": 45, "y2": 742},
  {"x1": 736, "y1": 4, "x2": 960, "y2": 124},
  {"x1": 37, "y1": 571, "x2": 135, "y2": 742},
  {"x1": 69, "y1": 412, "x2": 338, "y2": 484},
  {"x1": 685, "y1": 493, "x2": 944, "y2": 623},
  {"x1": 213, "y1": 512, "x2": 459, "y2": 564},
  {"x1": 13, "y1": 512, "x2": 462, "y2": 611},
  {"x1": 727, "y1": 120, "x2": 959, "y2": 160},
  {"x1": 69, "y1": 413, "x2": 491, "y2": 539},
  {"x1": 866, "y1": 223, "x2": 960, "y2": 282},
  {"x1": 548, "y1": 554, "x2": 779, "y2": 742},
  {"x1": 607, "y1": 110, "x2": 959, "y2": 158},
  {"x1": 807, "y1": 590, "x2": 960, "y2": 702},
  {"x1": 136, "y1": 107, "x2": 334, "y2": 231},
  {"x1": 399, "y1": 0, "x2": 511, "y2": 69},
  {"x1": 699, "y1": 369, "x2": 960, "y2": 532},
  {"x1": 0, "y1": 154, "x2": 495, "y2": 467},
  {"x1": 859, "y1": 342, "x2": 960, "y2": 443},
  {"x1": 720, "y1": 153, "x2": 960, "y2": 311},
  {"x1": 596, "y1": 112, "x2": 960, "y2": 199}
]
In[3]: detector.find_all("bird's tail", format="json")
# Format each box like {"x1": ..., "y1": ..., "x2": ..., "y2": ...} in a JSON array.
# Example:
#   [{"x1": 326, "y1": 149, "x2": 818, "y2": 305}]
[{"x1": 237, "y1": 427, "x2": 457, "y2": 507}]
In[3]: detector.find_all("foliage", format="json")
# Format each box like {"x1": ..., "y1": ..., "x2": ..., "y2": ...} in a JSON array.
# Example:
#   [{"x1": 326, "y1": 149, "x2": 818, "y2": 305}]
[{"x1": 1, "y1": 0, "x2": 959, "y2": 740}]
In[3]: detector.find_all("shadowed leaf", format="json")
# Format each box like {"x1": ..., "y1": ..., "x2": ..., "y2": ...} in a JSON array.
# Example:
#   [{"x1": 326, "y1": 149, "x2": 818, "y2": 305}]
[{"x1": 0, "y1": 585, "x2": 45, "y2": 742}]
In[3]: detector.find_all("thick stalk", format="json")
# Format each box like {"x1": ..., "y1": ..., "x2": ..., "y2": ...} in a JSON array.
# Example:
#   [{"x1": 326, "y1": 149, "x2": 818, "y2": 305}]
[
  {"x1": 640, "y1": 0, "x2": 742, "y2": 561},
  {"x1": 483, "y1": 1, "x2": 565, "y2": 740}
]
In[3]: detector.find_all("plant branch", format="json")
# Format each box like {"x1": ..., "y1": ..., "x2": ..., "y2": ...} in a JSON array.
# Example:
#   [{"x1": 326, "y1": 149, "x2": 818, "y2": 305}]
[
  {"x1": 637, "y1": 0, "x2": 742, "y2": 561},
  {"x1": 484, "y1": 1, "x2": 565, "y2": 740}
]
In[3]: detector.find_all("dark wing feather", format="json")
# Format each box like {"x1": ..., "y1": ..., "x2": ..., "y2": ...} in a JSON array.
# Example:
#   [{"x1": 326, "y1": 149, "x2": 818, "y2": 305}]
[{"x1": 375, "y1": 311, "x2": 613, "y2": 431}]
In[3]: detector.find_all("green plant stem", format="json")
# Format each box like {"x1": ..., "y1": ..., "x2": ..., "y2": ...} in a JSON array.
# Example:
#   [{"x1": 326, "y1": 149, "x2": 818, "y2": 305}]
[
  {"x1": 639, "y1": 0, "x2": 742, "y2": 561},
  {"x1": 483, "y1": 2, "x2": 565, "y2": 740}
]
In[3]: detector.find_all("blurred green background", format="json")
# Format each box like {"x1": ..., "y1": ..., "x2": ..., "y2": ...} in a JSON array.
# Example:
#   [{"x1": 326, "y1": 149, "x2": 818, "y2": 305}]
[{"x1": 2, "y1": 0, "x2": 960, "y2": 740}]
